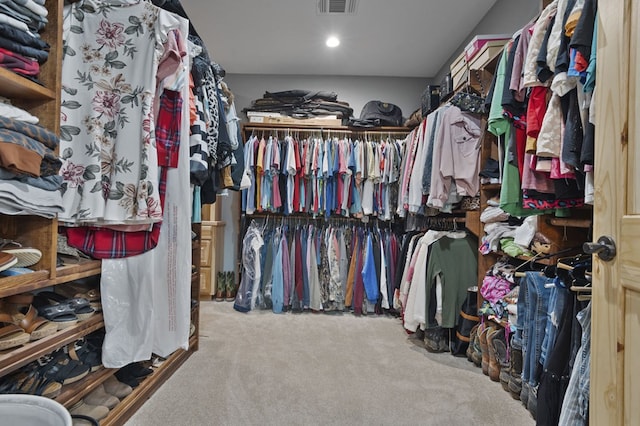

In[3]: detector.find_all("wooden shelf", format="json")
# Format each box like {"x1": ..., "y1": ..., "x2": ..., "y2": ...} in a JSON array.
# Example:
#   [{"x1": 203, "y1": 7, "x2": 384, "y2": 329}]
[
  {"x1": 242, "y1": 122, "x2": 411, "y2": 134},
  {"x1": 0, "y1": 68, "x2": 56, "y2": 101},
  {"x1": 0, "y1": 271, "x2": 50, "y2": 298},
  {"x1": 56, "y1": 367, "x2": 117, "y2": 408},
  {"x1": 492, "y1": 250, "x2": 556, "y2": 266},
  {"x1": 100, "y1": 345, "x2": 195, "y2": 426},
  {"x1": 0, "y1": 314, "x2": 104, "y2": 377},
  {"x1": 546, "y1": 218, "x2": 592, "y2": 228},
  {"x1": 0, "y1": 260, "x2": 101, "y2": 299}
]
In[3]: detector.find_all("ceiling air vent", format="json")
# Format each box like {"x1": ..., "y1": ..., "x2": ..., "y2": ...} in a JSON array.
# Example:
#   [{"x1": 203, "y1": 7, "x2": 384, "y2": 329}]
[{"x1": 317, "y1": 0, "x2": 358, "y2": 15}]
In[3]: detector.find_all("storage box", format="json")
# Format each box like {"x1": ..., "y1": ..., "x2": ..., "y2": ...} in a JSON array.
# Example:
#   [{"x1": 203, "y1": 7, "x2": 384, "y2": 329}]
[
  {"x1": 440, "y1": 73, "x2": 453, "y2": 101},
  {"x1": 421, "y1": 85, "x2": 440, "y2": 116},
  {"x1": 468, "y1": 39, "x2": 510, "y2": 72},
  {"x1": 449, "y1": 51, "x2": 467, "y2": 78},
  {"x1": 464, "y1": 34, "x2": 511, "y2": 61}
]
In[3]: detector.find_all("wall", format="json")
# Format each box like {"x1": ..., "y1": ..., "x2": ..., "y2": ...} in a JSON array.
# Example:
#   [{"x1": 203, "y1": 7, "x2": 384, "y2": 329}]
[
  {"x1": 432, "y1": 0, "x2": 541, "y2": 85},
  {"x1": 224, "y1": 73, "x2": 429, "y2": 122}
]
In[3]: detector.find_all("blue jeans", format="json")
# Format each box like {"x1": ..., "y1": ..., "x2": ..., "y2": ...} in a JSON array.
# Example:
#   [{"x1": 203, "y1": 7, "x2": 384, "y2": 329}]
[
  {"x1": 540, "y1": 284, "x2": 569, "y2": 369},
  {"x1": 521, "y1": 271, "x2": 553, "y2": 386}
]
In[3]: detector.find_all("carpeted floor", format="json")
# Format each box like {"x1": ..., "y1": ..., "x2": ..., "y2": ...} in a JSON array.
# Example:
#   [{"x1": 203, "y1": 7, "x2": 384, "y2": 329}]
[{"x1": 125, "y1": 302, "x2": 534, "y2": 426}]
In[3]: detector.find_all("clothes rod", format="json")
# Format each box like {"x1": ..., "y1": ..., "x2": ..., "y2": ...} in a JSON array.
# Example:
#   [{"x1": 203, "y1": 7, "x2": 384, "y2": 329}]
[{"x1": 242, "y1": 123, "x2": 410, "y2": 134}]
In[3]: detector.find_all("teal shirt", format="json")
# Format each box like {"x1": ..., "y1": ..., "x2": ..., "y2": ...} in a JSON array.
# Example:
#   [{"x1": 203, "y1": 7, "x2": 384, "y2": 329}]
[{"x1": 487, "y1": 44, "x2": 511, "y2": 137}]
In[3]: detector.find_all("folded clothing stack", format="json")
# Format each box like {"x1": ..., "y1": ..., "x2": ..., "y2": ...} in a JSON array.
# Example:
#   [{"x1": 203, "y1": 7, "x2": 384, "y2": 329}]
[
  {"x1": 0, "y1": 0, "x2": 50, "y2": 84},
  {"x1": 243, "y1": 90, "x2": 353, "y2": 122}
]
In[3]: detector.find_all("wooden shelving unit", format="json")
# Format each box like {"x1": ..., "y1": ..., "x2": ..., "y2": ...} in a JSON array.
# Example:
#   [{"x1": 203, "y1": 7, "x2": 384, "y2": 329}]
[
  {"x1": 0, "y1": 0, "x2": 199, "y2": 422},
  {"x1": 0, "y1": 260, "x2": 102, "y2": 299},
  {"x1": 0, "y1": 68, "x2": 56, "y2": 100}
]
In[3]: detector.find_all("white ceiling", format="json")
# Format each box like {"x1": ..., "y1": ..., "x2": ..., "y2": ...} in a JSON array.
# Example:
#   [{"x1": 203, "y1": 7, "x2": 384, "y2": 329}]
[{"x1": 179, "y1": 0, "x2": 499, "y2": 78}]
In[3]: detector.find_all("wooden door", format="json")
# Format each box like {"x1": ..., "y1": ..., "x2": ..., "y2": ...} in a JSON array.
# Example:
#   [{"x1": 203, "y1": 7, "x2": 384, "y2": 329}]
[{"x1": 591, "y1": 0, "x2": 640, "y2": 424}]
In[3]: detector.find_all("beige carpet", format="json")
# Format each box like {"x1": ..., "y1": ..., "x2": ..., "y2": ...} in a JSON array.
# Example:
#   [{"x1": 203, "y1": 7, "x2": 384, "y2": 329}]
[{"x1": 125, "y1": 302, "x2": 534, "y2": 426}]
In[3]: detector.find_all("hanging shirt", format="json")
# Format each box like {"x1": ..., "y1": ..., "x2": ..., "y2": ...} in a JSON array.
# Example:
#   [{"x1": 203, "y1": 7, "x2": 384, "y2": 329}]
[{"x1": 59, "y1": 0, "x2": 182, "y2": 224}]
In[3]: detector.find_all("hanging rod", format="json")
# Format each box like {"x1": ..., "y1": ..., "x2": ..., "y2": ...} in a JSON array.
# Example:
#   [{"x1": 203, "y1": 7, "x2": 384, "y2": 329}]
[{"x1": 241, "y1": 123, "x2": 410, "y2": 135}]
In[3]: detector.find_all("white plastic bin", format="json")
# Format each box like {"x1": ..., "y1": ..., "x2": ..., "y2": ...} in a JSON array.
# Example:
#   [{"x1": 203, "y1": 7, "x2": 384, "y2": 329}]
[{"x1": 0, "y1": 394, "x2": 72, "y2": 426}]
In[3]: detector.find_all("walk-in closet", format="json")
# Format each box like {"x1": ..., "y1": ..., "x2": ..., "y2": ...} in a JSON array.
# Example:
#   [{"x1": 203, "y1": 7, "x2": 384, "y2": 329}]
[{"x1": 0, "y1": 0, "x2": 637, "y2": 424}]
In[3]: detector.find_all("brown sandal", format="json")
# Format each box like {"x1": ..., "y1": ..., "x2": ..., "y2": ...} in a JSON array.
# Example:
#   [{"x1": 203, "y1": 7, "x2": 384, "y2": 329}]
[
  {"x1": 13, "y1": 306, "x2": 58, "y2": 341},
  {"x1": 0, "y1": 314, "x2": 30, "y2": 350}
]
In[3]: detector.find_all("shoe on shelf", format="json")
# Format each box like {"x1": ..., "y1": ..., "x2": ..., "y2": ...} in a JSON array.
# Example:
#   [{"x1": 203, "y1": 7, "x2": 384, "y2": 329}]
[
  {"x1": 67, "y1": 338, "x2": 102, "y2": 372},
  {"x1": 114, "y1": 362, "x2": 152, "y2": 388},
  {"x1": 103, "y1": 375, "x2": 133, "y2": 399},
  {"x1": 120, "y1": 362, "x2": 153, "y2": 379},
  {"x1": 83, "y1": 384, "x2": 119, "y2": 409},
  {"x1": 0, "y1": 252, "x2": 17, "y2": 272},
  {"x1": 11, "y1": 305, "x2": 58, "y2": 341},
  {"x1": 8, "y1": 366, "x2": 62, "y2": 398},
  {"x1": 113, "y1": 369, "x2": 139, "y2": 389},
  {"x1": 69, "y1": 401, "x2": 109, "y2": 422},
  {"x1": 0, "y1": 239, "x2": 42, "y2": 267},
  {"x1": 35, "y1": 291, "x2": 95, "y2": 321},
  {"x1": 39, "y1": 348, "x2": 91, "y2": 385},
  {"x1": 0, "y1": 313, "x2": 31, "y2": 350}
]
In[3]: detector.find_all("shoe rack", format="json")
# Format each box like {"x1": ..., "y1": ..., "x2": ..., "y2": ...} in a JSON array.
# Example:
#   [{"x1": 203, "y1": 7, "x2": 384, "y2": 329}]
[{"x1": 0, "y1": 0, "x2": 199, "y2": 422}]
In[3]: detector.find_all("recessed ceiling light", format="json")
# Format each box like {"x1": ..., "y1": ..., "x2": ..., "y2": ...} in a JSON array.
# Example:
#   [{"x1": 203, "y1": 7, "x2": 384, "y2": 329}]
[{"x1": 326, "y1": 36, "x2": 340, "y2": 48}]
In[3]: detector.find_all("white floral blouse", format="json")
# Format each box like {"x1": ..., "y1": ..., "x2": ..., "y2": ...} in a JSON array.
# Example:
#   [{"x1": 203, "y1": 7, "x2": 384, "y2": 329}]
[{"x1": 59, "y1": 0, "x2": 180, "y2": 224}]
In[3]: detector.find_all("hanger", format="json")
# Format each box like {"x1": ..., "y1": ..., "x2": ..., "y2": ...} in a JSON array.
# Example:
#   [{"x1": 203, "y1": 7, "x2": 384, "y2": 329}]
[{"x1": 556, "y1": 253, "x2": 592, "y2": 271}]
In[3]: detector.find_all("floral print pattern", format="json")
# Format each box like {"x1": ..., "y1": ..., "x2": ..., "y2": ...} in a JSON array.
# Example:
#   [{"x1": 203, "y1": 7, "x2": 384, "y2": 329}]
[{"x1": 59, "y1": 0, "x2": 180, "y2": 223}]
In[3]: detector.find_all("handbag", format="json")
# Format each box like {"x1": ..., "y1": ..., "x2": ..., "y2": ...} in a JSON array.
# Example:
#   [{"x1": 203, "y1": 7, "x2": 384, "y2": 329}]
[
  {"x1": 450, "y1": 287, "x2": 479, "y2": 356},
  {"x1": 449, "y1": 91, "x2": 486, "y2": 114},
  {"x1": 449, "y1": 68, "x2": 487, "y2": 114}
]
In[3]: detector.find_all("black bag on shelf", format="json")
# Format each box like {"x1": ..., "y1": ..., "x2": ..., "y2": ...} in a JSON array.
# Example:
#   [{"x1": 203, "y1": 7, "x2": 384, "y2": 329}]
[
  {"x1": 358, "y1": 100, "x2": 403, "y2": 126},
  {"x1": 421, "y1": 85, "x2": 440, "y2": 116}
]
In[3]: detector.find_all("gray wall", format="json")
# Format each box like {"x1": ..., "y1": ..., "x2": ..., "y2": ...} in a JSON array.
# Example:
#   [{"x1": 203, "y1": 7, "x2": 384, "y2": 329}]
[
  {"x1": 432, "y1": 0, "x2": 541, "y2": 85},
  {"x1": 224, "y1": 73, "x2": 429, "y2": 121}
]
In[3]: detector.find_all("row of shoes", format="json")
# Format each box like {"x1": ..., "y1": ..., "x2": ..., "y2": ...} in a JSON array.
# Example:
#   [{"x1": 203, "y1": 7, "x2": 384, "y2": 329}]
[
  {"x1": 69, "y1": 375, "x2": 133, "y2": 422},
  {"x1": 0, "y1": 331, "x2": 105, "y2": 398},
  {"x1": 69, "y1": 356, "x2": 163, "y2": 423},
  {"x1": 215, "y1": 271, "x2": 237, "y2": 302},
  {"x1": 0, "y1": 283, "x2": 102, "y2": 350},
  {"x1": 465, "y1": 324, "x2": 533, "y2": 418}
]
